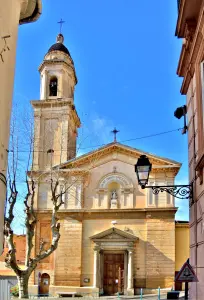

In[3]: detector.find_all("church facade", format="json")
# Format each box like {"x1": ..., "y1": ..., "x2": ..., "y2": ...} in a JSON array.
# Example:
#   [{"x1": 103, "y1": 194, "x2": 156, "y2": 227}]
[{"x1": 29, "y1": 33, "x2": 183, "y2": 296}]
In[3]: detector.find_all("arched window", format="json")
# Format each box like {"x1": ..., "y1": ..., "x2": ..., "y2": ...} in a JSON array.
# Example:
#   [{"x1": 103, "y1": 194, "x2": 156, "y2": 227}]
[{"x1": 49, "y1": 76, "x2": 58, "y2": 96}]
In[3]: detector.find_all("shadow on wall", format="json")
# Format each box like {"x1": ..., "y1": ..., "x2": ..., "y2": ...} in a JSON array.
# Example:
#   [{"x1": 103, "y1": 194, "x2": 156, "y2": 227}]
[{"x1": 134, "y1": 241, "x2": 175, "y2": 290}]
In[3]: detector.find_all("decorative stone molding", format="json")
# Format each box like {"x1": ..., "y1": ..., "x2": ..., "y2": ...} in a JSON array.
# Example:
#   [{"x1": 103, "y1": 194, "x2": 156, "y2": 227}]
[
  {"x1": 99, "y1": 173, "x2": 133, "y2": 189},
  {"x1": 58, "y1": 143, "x2": 180, "y2": 173},
  {"x1": 90, "y1": 227, "x2": 138, "y2": 244},
  {"x1": 195, "y1": 152, "x2": 204, "y2": 185},
  {"x1": 184, "y1": 19, "x2": 196, "y2": 47}
]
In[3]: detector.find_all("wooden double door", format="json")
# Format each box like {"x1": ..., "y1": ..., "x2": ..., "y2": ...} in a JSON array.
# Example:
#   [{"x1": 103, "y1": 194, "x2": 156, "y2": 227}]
[{"x1": 103, "y1": 253, "x2": 124, "y2": 295}]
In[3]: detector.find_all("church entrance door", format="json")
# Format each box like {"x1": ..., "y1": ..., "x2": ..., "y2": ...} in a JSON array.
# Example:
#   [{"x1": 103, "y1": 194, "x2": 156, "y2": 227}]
[
  {"x1": 39, "y1": 273, "x2": 50, "y2": 296},
  {"x1": 103, "y1": 253, "x2": 124, "y2": 295}
]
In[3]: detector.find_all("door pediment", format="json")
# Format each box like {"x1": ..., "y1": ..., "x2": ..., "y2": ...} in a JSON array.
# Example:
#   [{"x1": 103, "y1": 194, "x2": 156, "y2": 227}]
[{"x1": 90, "y1": 227, "x2": 138, "y2": 242}]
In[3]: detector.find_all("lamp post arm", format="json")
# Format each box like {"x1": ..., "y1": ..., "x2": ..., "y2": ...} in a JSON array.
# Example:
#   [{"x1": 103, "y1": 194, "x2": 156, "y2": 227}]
[{"x1": 145, "y1": 184, "x2": 193, "y2": 204}]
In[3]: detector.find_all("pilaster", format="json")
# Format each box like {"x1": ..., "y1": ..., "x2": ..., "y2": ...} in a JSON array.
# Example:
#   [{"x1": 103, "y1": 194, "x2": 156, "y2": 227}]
[
  {"x1": 127, "y1": 248, "x2": 134, "y2": 294},
  {"x1": 93, "y1": 246, "x2": 100, "y2": 288}
]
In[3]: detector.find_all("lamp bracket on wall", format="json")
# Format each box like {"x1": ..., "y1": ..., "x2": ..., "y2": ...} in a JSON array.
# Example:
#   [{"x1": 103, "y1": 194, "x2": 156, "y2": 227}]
[{"x1": 145, "y1": 183, "x2": 193, "y2": 205}]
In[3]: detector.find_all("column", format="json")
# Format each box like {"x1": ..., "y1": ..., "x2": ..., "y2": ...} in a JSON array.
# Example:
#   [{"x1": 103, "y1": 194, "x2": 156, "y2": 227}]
[
  {"x1": 41, "y1": 70, "x2": 48, "y2": 99},
  {"x1": 100, "y1": 251, "x2": 104, "y2": 293},
  {"x1": 127, "y1": 248, "x2": 133, "y2": 289},
  {"x1": 124, "y1": 251, "x2": 128, "y2": 291},
  {"x1": 93, "y1": 246, "x2": 99, "y2": 288}
]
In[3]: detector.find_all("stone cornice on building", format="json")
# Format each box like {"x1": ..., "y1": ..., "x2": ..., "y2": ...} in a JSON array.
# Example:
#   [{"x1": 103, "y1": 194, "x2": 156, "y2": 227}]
[
  {"x1": 90, "y1": 227, "x2": 138, "y2": 242},
  {"x1": 35, "y1": 207, "x2": 178, "y2": 212},
  {"x1": 57, "y1": 142, "x2": 181, "y2": 175},
  {"x1": 19, "y1": 0, "x2": 42, "y2": 25},
  {"x1": 31, "y1": 99, "x2": 81, "y2": 128},
  {"x1": 175, "y1": 221, "x2": 189, "y2": 228},
  {"x1": 38, "y1": 59, "x2": 77, "y2": 84},
  {"x1": 176, "y1": 1, "x2": 204, "y2": 94},
  {"x1": 180, "y1": 30, "x2": 203, "y2": 94},
  {"x1": 35, "y1": 207, "x2": 178, "y2": 219},
  {"x1": 175, "y1": 0, "x2": 202, "y2": 37}
]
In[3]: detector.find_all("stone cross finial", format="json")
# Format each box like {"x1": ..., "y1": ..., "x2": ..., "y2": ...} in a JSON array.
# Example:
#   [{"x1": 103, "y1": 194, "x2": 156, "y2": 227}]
[
  {"x1": 111, "y1": 128, "x2": 119, "y2": 142},
  {"x1": 57, "y1": 18, "x2": 65, "y2": 33}
]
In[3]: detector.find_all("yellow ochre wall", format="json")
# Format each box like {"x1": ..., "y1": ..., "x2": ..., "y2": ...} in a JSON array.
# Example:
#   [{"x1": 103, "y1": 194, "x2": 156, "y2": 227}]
[{"x1": 175, "y1": 222, "x2": 189, "y2": 271}]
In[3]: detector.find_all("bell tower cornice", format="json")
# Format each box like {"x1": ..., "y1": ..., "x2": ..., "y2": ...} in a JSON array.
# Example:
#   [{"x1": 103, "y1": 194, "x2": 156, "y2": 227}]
[
  {"x1": 38, "y1": 60, "x2": 77, "y2": 85},
  {"x1": 31, "y1": 99, "x2": 81, "y2": 128}
]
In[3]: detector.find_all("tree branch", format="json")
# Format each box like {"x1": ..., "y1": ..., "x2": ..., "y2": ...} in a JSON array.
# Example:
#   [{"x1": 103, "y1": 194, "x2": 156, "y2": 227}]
[{"x1": 24, "y1": 178, "x2": 36, "y2": 267}]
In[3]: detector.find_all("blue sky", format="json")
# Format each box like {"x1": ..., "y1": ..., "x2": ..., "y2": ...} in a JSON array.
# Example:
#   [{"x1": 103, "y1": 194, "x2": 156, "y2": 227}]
[{"x1": 12, "y1": 0, "x2": 189, "y2": 228}]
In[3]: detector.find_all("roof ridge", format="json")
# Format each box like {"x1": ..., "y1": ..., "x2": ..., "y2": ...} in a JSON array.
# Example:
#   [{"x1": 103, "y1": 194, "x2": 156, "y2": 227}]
[{"x1": 54, "y1": 141, "x2": 181, "y2": 169}]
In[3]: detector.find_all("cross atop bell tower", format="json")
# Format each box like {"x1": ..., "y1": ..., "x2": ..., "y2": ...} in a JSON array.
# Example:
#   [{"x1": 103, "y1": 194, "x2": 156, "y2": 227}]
[{"x1": 57, "y1": 18, "x2": 65, "y2": 33}]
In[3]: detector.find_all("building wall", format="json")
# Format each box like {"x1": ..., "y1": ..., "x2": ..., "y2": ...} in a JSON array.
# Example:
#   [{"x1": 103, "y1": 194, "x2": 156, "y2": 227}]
[
  {"x1": 186, "y1": 71, "x2": 204, "y2": 300},
  {"x1": 33, "y1": 211, "x2": 176, "y2": 292},
  {"x1": 33, "y1": 214, "x2": 82, "y2": 288},
  {"x1": 0, "y1": 0, "x2": 21, "y2": 256},
  {"x1": 175, "y1": 222, "x2": 189, "y2": 271},
  {"x1": 54, "y1": 218, "x2": 82, "y2": 287},
  {"x1": 80, "y1": 211, "x2": 175, "y2": 289},
  {"x1": 176, "y1": 1, "x2": 204, "y2": 298},
  {"x1": 146, "y1": 215, "x2": 175, "y2": 289},
  {"x1": 0, "y1": 0, "x2": 41, "y2": 254},
  {"x1": 0, "y1": 235, "x2": 25, "y2": 276}
]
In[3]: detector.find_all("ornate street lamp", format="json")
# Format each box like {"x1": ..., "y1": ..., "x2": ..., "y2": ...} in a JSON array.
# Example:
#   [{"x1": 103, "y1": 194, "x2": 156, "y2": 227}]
[
  {"x1": 135, "y1": 155, "x2": 152, "y2": 189},
  {"x1": 135, "y1": 155, "x2": 193, "y2": 205}
]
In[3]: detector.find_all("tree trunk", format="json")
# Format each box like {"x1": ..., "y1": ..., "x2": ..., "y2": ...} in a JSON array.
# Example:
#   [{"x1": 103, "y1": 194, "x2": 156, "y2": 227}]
[{"x1": 17, "y1": 274, "x2": 29, "y2": 299}]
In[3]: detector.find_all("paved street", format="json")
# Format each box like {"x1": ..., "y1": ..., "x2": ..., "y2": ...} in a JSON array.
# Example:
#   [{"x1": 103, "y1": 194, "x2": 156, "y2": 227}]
[{"x1": 27, "y1": 291, "x2": 185, "y2": 300}]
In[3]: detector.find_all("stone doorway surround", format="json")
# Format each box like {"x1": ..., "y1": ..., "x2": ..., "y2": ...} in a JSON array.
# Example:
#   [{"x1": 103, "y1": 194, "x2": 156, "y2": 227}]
[{"x1": 90, "y1": 227, "x2": 138, "y2": 295}]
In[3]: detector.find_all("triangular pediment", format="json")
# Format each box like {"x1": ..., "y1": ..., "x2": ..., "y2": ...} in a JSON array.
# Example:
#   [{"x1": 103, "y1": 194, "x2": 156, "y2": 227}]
[
  {"x1": 57, "y1": 142, "x2": 181, "y2": 173},
  {"x1": 90, "y1": 227, "x2": 138, "y2": 242}
]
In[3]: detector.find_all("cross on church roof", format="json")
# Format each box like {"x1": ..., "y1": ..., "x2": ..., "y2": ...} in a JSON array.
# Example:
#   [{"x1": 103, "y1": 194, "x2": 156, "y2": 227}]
[
  {"x1": 57, "y1": 18, "x2": 65, "y2": 33},
  {"x1": 111, "y1": 128, "x2": 119, "y2": 143}
]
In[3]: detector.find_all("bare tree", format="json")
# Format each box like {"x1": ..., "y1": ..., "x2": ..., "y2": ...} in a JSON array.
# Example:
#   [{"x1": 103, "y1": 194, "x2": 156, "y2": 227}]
[
  {"x1": 3, "y1": 108, "x2": 76, "y2": 298},
  {"x1": 4, "y1": 104, "x2": 107, "y2": 299}
]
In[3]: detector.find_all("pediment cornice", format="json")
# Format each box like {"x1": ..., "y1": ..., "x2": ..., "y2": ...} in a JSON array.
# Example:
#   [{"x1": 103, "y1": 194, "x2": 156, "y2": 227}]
[
  {"x1": 90, "y1": 227, "x2": 138, "y2": 242},
  {"x1": 58, "y1": 143, "x2": 181, "y2": 175}
]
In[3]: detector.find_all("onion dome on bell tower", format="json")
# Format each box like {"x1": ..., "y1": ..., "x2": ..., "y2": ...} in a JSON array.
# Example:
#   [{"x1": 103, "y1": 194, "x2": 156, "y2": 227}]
[{"x1": 48, "y1": 33, "x2": 70, "y2": 56}]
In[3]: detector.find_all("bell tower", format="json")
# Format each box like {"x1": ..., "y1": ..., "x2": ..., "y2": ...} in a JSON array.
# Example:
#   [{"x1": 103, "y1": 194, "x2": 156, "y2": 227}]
[{"x1": 31, "y1": 33, "x2": 80, "y2": 170}]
